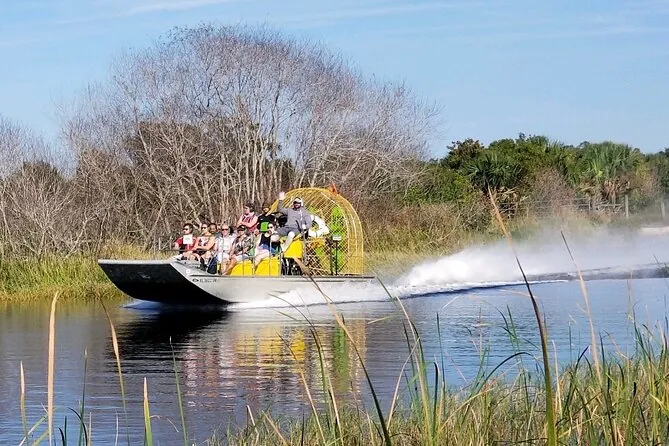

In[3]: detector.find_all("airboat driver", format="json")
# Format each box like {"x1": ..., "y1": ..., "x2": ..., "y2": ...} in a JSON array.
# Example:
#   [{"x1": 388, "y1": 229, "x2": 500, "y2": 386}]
[{"x1": 276, "y1": 192, "x2": 313, "y2": 252}]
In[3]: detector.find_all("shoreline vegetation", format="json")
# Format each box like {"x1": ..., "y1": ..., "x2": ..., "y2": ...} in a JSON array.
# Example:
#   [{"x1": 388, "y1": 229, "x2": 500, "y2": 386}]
[{"x1": 0, "y1": 209, "x2": 661, "y2": 303}]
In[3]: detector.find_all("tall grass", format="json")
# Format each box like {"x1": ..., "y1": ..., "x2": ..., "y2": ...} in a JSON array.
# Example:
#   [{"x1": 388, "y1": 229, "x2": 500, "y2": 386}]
[
  {"x1": 0, "y1": 256, "x2": 125, "y2": 303},
  {"x1": 14, "y1": 287, "x2": 669, "y2": 445},
  {"x1": 0, "y1": 242, "x2": 168, "y2": 302},
  {"x1": 217, "y1": 303, "x2": 669, "y2": 445}
]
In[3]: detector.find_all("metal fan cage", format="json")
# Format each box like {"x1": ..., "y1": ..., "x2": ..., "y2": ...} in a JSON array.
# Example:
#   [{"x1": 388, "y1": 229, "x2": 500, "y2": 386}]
[{"x1": 271, "y1": 187, "x2": 364, "y2": 275}]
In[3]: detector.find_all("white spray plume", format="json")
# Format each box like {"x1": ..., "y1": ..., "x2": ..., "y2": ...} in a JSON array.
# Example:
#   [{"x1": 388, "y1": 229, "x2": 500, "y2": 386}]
[
  {"x1": 228, "y1": 228, "x2": 669, "y2": 310},
  {"x1": 399, "y1": 229, "x2": 669, "y2": 291}
]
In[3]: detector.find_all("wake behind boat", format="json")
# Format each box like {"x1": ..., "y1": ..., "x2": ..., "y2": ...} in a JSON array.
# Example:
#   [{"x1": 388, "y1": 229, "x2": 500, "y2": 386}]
[{"x1": 99, "y1": 187, "x2": 378, "y2": 306}]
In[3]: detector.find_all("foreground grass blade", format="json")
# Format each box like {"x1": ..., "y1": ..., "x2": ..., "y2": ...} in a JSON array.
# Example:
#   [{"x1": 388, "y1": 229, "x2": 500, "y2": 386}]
[
  {"x1": 77, "y1": 348, "x2": 89, "y2": 446},
  {"x1": 307, "y1": 278, "x2": 393, "y2": 446},
  {"x1": 143, "y1": 377, "x2": 153, "y2": 446},
  {"x1": 20, "y1": 361, "x2": 28, "y2": 443},
  {"x1": 489, "y1": 189, "x2": 557, "y2": 446},
  {"x1": 170, "y1": 338, "x2": 189, "y2": 446},
  {"x1": 101, "y1": 302, "x2": 130, "y2": 445},
  {"x1": 561, "y1": 231, "x2": 602, "y2": 382},
  {"x1": 48, "y1": 292, "x2": 59, "y2": 446}
]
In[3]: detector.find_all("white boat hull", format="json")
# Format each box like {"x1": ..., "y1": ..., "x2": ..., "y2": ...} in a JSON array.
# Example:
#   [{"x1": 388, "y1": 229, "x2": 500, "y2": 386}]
[{"x1": 98, "y1": 259, "x2": 378, "y2": 306}]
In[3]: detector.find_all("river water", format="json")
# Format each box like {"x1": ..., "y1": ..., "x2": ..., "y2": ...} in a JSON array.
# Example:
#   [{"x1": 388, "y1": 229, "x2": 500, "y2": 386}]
[{"x1": 1, "y1": 276, "x2": 668, "y2": 444}]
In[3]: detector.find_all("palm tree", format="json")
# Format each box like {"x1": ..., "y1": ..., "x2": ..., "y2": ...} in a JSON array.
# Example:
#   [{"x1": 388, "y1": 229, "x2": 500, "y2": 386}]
[
  {"x1": 577, "y1": 142, "x2": 639, "y2": 204},
  {"x1": 466, "y1": 151, "x2": 524, "y2": 194}
]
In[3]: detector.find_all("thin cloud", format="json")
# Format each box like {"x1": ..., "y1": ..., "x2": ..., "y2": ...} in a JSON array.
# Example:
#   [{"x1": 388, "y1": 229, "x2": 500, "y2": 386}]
[
  {"x1": 129, "y1": 0, "x2": 245, "y2": 14},
  {"x1": 374, "y1": 12, "x2": 669, "y2": 41},
  {"x1": 54, "y1": 0, "x2": 246, "y2": 25},
  {"x1": 500, "y1": 25, "x2": 669, "y2": 42},
  {"x1": 0, "y1": 36, "x2": 42, "y2": 48},
  {"x1": 259, "y1": 1, "x2": 484, "y2": 27}
]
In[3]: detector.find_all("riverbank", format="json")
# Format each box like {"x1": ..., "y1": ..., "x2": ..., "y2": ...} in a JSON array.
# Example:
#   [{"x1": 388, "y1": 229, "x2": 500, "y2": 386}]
[{"x1": 0, "y1": 256, "x2": 115, "y2": 302}]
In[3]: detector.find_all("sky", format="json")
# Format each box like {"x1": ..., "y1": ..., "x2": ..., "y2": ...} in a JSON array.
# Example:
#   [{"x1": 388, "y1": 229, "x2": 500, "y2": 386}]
[{"x1": 0, "y1": 0, "x2": 668, "y2": 156}]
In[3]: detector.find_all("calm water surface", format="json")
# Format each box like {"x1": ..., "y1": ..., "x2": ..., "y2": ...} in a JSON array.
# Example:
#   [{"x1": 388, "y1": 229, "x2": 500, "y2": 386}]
[{"x1": 1, "y1": 279, "x2": 668, "y2": 444}]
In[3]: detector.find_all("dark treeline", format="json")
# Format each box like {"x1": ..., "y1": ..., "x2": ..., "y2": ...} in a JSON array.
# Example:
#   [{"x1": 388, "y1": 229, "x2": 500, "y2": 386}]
[
  {"x1": 407, "y1": 135, "x2": 668, "y2": 211},
  {"x1": 0, "y1": 25, "x2": 667, "y2": 259}
]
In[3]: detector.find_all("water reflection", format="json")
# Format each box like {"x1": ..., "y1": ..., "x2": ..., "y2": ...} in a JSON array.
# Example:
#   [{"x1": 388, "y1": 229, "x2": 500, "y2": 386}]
[
  {"x1": 2, "y1": 280, "x2": 667, "y2": 444},
  {"x1": 113, "y1": 310, "x2": 229, "y2": 356},
  {"x1": 109, "y1": 305, "x2": 382, "y2": 423}
]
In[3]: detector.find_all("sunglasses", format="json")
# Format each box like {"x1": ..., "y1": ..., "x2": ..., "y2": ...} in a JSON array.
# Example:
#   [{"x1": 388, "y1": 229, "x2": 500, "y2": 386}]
[{"x1": 222, "y1": 228, "x2": 230, "y2": 231}]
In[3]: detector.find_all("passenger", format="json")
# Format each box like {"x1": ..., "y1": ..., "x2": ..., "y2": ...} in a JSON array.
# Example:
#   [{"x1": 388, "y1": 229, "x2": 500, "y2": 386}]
[
  {"x1": 216, "y1": 224, "x2": 236, "y2": 273},
  {"x1": 257, "y1": 204, "x2": 276, "y2": 233},
  {"x1": 173, "y1": 223, "x2": 197, "y2": 260},
  {"x1": 222, "y1": 225, "x2": 253, "y2": 275},
  {"x1": 197, "y1": 222, "x2": 219, "y2": 264},
  {"x1": 196, "y1": 223, "x2": 210, "y2": 251},
  {"x1": 276, "y1": 192, "x2": 313, "y2": 252},
  {"x1": 253, "y1": 223, "x2": 281, "y2": 267},
  {"x1": 236, "y1": 203, "x2": 258, "y2": 232}
]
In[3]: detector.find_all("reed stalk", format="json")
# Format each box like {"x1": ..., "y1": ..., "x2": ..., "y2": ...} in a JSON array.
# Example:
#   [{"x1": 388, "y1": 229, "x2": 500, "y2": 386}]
[
  {"x1": 102, "y1": 303, "x2": 130, "y2": 445},
  {"x1": 143, "y1": 377, "x2": 153, "y2": 446},
  {"x1": 560, "y1": 231, "x2": 602, "y2": 382},
  {"x1": 77, "y1": 348, "x2": 89, "y2": 446},
  {"x1": 488, "y1": 189, "x2": 557, "y2": 446},
  {"x1": 170, "y1": 339, "x2": 189, "y2": 446},
  {"x1": 20, "y1": 361, "x2": 28, "y2": 443},
  {"x1": 47, "y1": 292, "x2": 58, "y2": 445}
]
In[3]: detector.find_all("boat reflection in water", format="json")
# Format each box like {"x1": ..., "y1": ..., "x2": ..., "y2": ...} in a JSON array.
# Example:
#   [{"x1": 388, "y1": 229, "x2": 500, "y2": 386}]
[{"x1": 109, "y1": 303, "x2": 377, "y2": 422}]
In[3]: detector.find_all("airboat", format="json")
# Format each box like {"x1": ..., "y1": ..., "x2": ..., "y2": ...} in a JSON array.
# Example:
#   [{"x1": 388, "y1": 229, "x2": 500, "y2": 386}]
[{"x1": 98, "y1": 187, "x2": 378, "y2": 306}]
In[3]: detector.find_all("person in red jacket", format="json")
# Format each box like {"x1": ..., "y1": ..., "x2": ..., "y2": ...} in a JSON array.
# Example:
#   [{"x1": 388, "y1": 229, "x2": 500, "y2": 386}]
[{"x1": 173, "y1": 223, "x2": 197, "y2": 260}]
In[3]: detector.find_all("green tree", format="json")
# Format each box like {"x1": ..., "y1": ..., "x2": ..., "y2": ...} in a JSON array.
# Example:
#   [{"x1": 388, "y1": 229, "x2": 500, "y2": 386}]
[
  {"x1": 442, "y1": 138, "x2": 485, "y2": 170},
  {"x1": 404, "y1": 162, "x2": 476, "y2": 204},
  {"x1": 575, "y1": 142, "x2": 642, "y2": 203},
  {"x1": 466, "y1": 151, "x2": 524, "y2": 194},
  {"x1": 646, "y1": 148, "x2": 669, "y2": 196}
]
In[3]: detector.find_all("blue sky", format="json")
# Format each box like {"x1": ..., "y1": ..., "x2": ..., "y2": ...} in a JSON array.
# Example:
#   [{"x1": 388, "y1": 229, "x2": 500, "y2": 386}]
[{"x1": 1, "y1": 0, "x2": 668, "y2": 156}]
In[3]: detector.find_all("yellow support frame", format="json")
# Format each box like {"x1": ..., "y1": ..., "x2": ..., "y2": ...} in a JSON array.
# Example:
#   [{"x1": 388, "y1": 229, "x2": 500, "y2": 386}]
[{"x1": 271, "y1": 187, "x2": 364, "y2": 275}]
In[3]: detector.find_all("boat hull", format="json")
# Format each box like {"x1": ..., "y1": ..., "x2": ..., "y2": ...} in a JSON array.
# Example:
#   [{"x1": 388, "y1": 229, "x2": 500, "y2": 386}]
[{"x1": 98, "y1": 259, "x2": 378, "y2": 306}]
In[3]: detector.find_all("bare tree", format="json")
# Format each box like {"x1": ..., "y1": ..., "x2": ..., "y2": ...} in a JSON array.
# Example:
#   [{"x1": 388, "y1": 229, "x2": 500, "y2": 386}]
[
  {"x1": 58, "y1": 24, "x2": 436, "y2": 247},
  {"x1": 0, "y1": 115, "x2": 88, "y2": 257}
]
